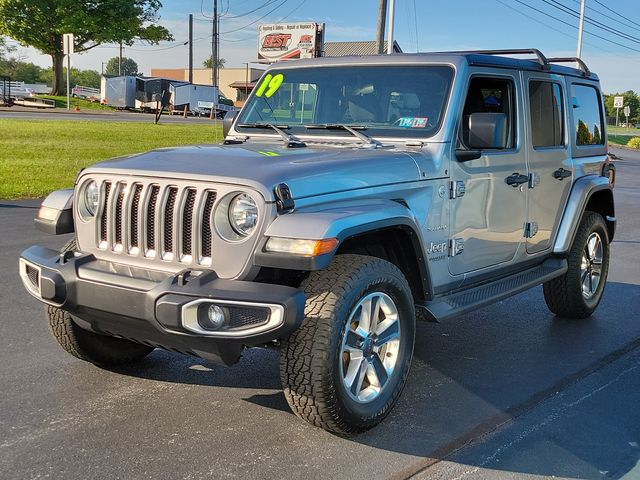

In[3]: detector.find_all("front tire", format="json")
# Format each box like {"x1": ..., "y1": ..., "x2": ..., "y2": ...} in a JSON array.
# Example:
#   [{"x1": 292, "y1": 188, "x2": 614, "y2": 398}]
[
  {"x1": 543, "y1": 211, "x2": 610, "y2": 319},
  {"x1": 280, "y1": 254, "x2": 415, "y2": 435},
  {"x1": 46, "y1": 239, "x2": 154, "y2": 366}
]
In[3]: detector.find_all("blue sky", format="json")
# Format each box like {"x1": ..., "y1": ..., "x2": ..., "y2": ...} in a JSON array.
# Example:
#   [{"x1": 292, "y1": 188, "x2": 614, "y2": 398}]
[{"x1": 7, "y1": 0, "x2": 640, "y2": 92}]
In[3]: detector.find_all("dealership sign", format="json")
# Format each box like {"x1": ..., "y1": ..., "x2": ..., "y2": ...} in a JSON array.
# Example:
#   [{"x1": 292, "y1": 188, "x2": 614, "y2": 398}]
[{"x1": 258, "y1": 22, "x2": 324, "y2": 63}]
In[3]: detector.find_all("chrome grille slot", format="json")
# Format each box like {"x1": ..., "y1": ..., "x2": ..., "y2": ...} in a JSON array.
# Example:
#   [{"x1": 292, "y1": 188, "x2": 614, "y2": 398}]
[
  {"x1": 146, "y1": 185, "x2": 160, "y2": 254},
  {"x1": 182, "y1": 189, "x2": 197, "y2": 258},
  {"x1": 114, "y1": 185, "x2": 125, "y2": 250},
  {"x1": 92, "y1": 180, "x2": 223, "y2": 267},
  {"x1": 162, "y1": 187, "x2": 178, "y2": 259},
  {"x1": 130, "y1": 184, "x2": 143, "y2": 249},
  {"x1": 201, "y1": 191, "x2": 216, "y2": 261},
  {"x1": 99, "y1": 182, "x2": 112, "y2": 247}
]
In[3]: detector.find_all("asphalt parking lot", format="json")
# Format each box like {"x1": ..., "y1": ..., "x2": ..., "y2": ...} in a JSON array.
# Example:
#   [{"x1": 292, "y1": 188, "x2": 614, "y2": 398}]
[{"x1": 1, "y1": 147, "x2": 638, "y2": 480}]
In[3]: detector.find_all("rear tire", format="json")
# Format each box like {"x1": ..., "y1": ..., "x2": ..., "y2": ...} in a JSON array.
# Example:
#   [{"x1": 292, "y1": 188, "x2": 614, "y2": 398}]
[
  {"x1": 280, "y1": 254, "x2": 415, "y2": 435},
  {"x1": 543, "y1": 211, "x2": 610, "y2": 319},
  {"x1": 46, "y1": 239, "x2": 154, "y2": 366}
]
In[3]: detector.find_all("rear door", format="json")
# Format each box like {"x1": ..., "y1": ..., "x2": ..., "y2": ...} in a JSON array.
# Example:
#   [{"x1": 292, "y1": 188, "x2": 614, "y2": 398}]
[{"x1": 523, "y1": 73, "x2": 571, "y2": 253}]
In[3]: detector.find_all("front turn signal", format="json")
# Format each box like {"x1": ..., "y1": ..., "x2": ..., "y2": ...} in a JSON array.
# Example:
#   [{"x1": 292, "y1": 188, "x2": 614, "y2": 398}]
[{"x1": 264, "y1": 237, "x2": 339, "y2": 257}]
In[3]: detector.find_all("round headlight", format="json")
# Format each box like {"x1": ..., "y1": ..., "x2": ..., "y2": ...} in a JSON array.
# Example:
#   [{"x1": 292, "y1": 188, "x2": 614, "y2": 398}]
[
  {"x1": 228, "y1": 193, "x2": 258, "y2": 236},
  {"x1": 83, "y1": 180, "x2": 99, "y2": 217}
]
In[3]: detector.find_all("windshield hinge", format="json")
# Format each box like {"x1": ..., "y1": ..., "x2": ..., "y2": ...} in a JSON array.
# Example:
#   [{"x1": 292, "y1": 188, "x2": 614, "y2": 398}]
[{"x1": 274, "y1": 183, "x2": 295, "y2": 213}]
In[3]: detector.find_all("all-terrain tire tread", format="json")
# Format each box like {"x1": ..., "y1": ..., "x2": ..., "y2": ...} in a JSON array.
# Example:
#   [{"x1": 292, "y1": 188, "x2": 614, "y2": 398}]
[
  {"x1": 45, "y1": 238, "x2": 154, "y2": 366},
  {"x1": 543, "y1": 211, "x2": 609, "y2": 319},
  {"x1": 280, "y1": 254, "x2": 414, "y2": 435}
]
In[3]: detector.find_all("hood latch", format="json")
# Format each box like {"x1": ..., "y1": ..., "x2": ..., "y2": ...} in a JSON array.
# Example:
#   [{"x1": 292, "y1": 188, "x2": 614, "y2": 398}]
[{"x1": 274, "y1": 183, "x2": 295, "y2": 213}]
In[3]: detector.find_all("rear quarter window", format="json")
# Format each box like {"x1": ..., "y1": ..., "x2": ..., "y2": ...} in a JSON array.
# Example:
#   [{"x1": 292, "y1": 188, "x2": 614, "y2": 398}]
[{"x1": 572, "y1": 84, "x2": 604, "y2": 146}]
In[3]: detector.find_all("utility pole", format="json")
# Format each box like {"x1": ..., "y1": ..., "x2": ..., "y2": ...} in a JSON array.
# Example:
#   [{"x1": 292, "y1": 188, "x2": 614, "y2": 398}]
[
  {"x1": 576, "y1": 0, "x2": 586, "y2": 58},
  {"x1": 375, "y1": 0, "x2": 387, "y2": 55},
  {"x1": 386, "y1": 0, "x2": 396, "y2": 54},
  {"x1": 118, "y1": 42, "x2": 123, "y2": 76},
  {"x1": 211, "y1": 0, "x2": 219, "y2": 87},
  {"x1": 188, "y1": 14, "x2": 193, "y2": 84}
]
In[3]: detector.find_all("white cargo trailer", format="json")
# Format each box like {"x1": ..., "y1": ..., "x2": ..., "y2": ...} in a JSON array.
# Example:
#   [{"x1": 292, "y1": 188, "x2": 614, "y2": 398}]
[
  {"x1": 170, "y1": 83, "x2": 219, "y2": 112},
  {"x1": 103, "y1": 76, "x2": 137, "y2": 109}
]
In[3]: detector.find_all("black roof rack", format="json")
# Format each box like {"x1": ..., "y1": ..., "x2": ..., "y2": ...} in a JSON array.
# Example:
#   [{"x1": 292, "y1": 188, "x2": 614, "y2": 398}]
[
  {"x1": 447, "y1": 49, "x2": 550, "y2": 70},
  {"x1": 547, "y1": 57, "x2": 591, "y2": 77}
]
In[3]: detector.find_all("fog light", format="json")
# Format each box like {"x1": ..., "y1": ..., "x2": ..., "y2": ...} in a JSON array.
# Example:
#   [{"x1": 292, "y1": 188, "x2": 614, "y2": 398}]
[{"x1": 198, "y1": 304, "x2": 227, "y2": 331}]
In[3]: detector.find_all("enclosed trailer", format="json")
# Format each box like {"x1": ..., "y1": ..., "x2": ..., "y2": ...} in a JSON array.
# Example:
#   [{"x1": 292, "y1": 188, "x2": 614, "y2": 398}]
[
  {"x1": 170, "y1": 83, "x2": 219, "y2": 113},
  {"x1": 135, "y1": 77, "x2": 187, "y2": 111},
  {"x1": 104, "y1": 76, "x2": 137, "y2": 108}
]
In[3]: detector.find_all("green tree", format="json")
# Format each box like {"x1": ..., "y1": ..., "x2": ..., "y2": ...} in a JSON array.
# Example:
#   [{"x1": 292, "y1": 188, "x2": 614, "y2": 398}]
[
  {"x1": 0, "y1": 1, "x2": 173, "y2": 95},
  {"x1": 593, "y1": 125, "x2": 601, "y2": 144},
  {"x1": 604, "y1": 90, "x2": 640, "y2": 122},
  {"x1": 72, "y1": 68, "x2": 101, "y2": 88},
  {"x1": 577, "y1": 120, "x2": 592, "y2": 145},
  {"x1": 105, "y1": 56, "x2": 139, "y2": 76},
  {"x1": 203, "y1": 56, "x2": 226, "y2": 69}
]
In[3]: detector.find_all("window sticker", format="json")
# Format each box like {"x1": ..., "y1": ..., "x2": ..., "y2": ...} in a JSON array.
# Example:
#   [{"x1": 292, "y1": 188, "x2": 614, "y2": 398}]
[
  {"x1": 255, "y1": 73, "x2": 284, "y2": 98},
  {"x1": 397, "y1": 117, "x2": 428, "y2": 128}
]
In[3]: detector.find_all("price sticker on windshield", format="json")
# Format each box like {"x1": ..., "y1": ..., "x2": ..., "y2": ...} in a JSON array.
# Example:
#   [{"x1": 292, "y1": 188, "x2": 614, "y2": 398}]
[{"x1": 255, "y1": 73, "x2": 284, "y2": 98}]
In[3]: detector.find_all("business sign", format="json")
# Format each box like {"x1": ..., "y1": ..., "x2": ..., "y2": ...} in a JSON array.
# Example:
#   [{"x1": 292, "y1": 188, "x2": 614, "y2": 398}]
[
  {"x1": 613, "y1": 96, "x2": 624, "y2": 108},
  {"x1": 258, "y1": 22, "x2": 324, "y2": 63}
]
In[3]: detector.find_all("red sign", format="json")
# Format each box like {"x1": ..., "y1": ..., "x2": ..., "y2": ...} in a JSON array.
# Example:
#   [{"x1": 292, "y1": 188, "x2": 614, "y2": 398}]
[{"x1": 261, "y1": 34, "x2": 292, "y2": 50}]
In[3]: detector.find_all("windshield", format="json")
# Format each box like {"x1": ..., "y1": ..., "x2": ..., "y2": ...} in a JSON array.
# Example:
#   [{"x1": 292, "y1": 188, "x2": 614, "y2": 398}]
[{"x1": 236, "y1": 65, "x2": 454, "y2": 139}]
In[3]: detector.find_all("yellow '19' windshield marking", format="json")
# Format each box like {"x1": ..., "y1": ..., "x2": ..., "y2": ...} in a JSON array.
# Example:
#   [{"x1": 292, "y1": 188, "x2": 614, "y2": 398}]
[{"x1": 255, "y1": 73, "x2": 284, "y2": 98}]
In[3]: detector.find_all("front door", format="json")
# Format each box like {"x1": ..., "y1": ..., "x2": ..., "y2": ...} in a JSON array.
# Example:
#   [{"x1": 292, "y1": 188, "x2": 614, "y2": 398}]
[
  {"x1": 449, "y1": 73, "x2": 528, "y2": 276},
  {"x1": 523, "y1": 73, "x2": 572, "y2": 253}
]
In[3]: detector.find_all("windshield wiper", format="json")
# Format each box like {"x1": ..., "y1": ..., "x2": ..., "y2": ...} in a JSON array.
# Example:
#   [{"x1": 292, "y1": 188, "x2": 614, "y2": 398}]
[
  {"x1": 305, "y1": 124, "x2": 383, "y2": 147},
  {"x1": 236, "y1": 123, "x2": 306, "y2": 148}
]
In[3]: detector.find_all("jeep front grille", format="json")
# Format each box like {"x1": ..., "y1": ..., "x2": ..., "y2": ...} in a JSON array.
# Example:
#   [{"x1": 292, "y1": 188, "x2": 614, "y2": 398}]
[{"x1": 97, "y1": 181, "x2": 216, "y2": 266}]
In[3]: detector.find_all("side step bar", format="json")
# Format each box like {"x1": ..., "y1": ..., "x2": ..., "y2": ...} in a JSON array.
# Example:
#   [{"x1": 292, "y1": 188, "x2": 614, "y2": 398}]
[{"x1": 422, "y1": 258, "x2": 568, "y2": 322}]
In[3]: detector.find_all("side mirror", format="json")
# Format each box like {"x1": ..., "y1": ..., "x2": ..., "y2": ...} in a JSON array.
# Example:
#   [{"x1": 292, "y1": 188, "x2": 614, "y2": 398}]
[
  {"x1": 222, "y1": 110, "x2": 239, "y2": 138},
  {"x1": 468, "y1": 112, "x2": 508, "y2": 150}
]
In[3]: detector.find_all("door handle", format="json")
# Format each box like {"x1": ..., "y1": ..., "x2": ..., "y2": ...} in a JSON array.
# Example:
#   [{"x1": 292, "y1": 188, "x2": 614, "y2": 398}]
[
  {"x1": 505, "y1": 173, "x2": 529, "y2": 187},
  {"x1": 553, "y1": 168, "x2": 572, "y2": 180}
]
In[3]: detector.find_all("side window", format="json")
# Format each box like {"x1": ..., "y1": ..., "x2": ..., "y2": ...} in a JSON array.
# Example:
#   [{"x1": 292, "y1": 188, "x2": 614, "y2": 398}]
[
  {"x1": 529, "y1": 81, "x2": 564, "y2": 148},
  {"x1": 461, "y1": 77, "x2": 516, "y2": 149},
  {"x1": 572, "y1": 84, "x2": 604, "y2": 145}
]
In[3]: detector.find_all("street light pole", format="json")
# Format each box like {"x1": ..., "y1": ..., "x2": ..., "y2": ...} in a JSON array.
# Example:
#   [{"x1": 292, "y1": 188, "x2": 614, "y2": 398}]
[
  {"x1": 576, "y1": 0, "x2": 586, "y2": 59},
  {"x1": 386, "y1": 0, "x2": 395, "y2": 54}
]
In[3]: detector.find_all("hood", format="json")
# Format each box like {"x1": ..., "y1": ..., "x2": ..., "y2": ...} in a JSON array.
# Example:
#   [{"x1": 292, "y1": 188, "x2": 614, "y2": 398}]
[{"x1": 83, "y1": 143, "x2": 422, "y2": 202}]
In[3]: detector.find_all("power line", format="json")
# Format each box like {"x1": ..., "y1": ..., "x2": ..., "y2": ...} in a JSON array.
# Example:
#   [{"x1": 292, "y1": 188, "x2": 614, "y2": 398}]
[
  {"x1": 221, "y1": 0, "x2": 289, "y2": 34},
  {"x1": 568, "y1": 0, "x2": 640, "y2": 34},
  {"x1": 592, "y1": 0, "x2": 640, "y2": 30},
  {"x1": 541, "y1": 0, "x2": 640, "y2": 45},
  {"x1": 512, "y1": 0, "x2": 640, "y2": 53},
  {"x1": 221, "y1": 0, "x2": 303, "y2": 43},
  {"x1": 223, "y1": 0, "x2": 280, "y2": 20}
]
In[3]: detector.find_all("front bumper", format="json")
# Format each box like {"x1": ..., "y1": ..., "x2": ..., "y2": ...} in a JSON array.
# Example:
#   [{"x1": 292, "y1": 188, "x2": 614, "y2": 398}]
[{"x1": 19, "y1": 245, "x2": 306, "y2": 365}]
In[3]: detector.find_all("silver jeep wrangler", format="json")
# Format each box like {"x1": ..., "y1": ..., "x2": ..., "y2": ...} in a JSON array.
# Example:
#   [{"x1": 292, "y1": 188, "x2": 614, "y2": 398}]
[{"x1": 19, "y1": 49, "x2": 615, "y2": 435}]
